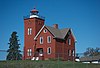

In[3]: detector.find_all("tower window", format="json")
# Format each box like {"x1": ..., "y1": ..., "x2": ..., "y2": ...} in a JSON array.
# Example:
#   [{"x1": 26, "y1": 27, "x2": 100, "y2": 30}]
[
  {"x1": 30, "y1": 28, "x2": 32, "y2": 35},
  {"x1": 28, "y1": 28, "x2": 32, "y2": 35},
  {"x1": 27, "y1": 48, "x2": 32, "y2": 56},
  {"x1": 28, "y1": 28, "x2": 30, "y2": 35},
  {"x1": 68, "y1": 38, "x2": 71, "y2": 45},
  {"x1": 47, "y1": 47, "x2": 51, "y2": 54},
  {"x1": 40, "y1": 37, "x2": 43, "y2": 44},
  {"x1": 47, "y1": 36, "x2": 51, "y2": 43}
]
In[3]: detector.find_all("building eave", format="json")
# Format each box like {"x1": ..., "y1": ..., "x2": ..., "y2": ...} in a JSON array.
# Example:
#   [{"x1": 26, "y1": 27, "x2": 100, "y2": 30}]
[
  {"x1": 70, "y1": 29, "x2": 77, "y2": 42},
  {"x1": 34, "y1": 25, "x2": 56, "y2": 40},
  {"x1": 34, "y1": 25, "x2": 45, "y2": 40}
]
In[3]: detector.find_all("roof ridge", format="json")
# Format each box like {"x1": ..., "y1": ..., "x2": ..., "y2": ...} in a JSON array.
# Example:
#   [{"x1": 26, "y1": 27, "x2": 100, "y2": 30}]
[
  {"x1": 60, "y1": 28, "x2": 70, "y2": 30},
  {"x1": 45, "y1": 25, "x2": 63, "y2": 39},
  {"x1": 45, "y1": 25, "x2": 71, "y2": 39},
  {"x1": 45, "y1": 25, "x2": 60, "y2": 30},
  {"x1": 34, "y1": 25, "x2": 74, "y2": 40},
  {"x1": 60, "y1": 28, "x2": 70, "y2": 38}
]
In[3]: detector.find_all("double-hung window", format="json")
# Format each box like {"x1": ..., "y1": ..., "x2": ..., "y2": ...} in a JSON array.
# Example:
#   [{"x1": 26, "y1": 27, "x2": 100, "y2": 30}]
[
  {"x1": 68, "y1": 50, "x2": 71, "y2": 56},
  {"x1": 47, "y1": 36, "x2": 51, "y2": 43},
  {"x1": 28, "y1": 28, "x2": 32, "y2": 35},
  {"x1": 40, "y1": 37, "x2": 43, "y2": 44},
  {"x1": 27, "y1": 49, "x2": 32, "y2": 56},
  {"x1": 72, "y1": 50, "x2": 75, "y2": 56},
  {"x1": 47, "y1": 47, "x2": 51, "y2": 54},
  {"x1": 68, "y1": 38, "x2": 71, "y2": 45}
]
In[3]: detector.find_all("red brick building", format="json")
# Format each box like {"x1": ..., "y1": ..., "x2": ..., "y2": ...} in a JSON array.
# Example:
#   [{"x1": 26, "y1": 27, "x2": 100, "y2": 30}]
[{"x1": 23, "y1": 8, "x2": 76, "y2": 61}]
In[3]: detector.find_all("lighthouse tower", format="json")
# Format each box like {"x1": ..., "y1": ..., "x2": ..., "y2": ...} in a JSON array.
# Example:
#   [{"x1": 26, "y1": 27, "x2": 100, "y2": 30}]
[{"x1": 24, "y1": 8, "x2": 45, "y2": 60}]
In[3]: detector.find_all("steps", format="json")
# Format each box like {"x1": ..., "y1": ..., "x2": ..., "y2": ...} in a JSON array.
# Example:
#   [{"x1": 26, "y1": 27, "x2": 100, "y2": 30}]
[{"x1": 31, "y1": 57, "x2": 39, "y2": 60}]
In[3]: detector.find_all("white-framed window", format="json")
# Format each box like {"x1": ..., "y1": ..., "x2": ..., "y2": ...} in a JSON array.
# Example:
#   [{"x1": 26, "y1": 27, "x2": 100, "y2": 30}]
[
  {"x1": 30, "y1": 28, "x2": 32, "y2": 35},
  {"x1": 68, "y1": 38, "x2": 71, "y2": 45},
  {"x1": 27, "y1": 48, "x2": 32, "y2": 56},
  {"x1": 68, "y1": 50, "x2": 71, "y2": 56},
  {"x1": 40, "y1": 37, "x2": 43, "y2": 44},
  {"x1": 28, "y1": 28, "x2": 32, "y2": 35},
  {"x1": 47, "y1": 36, "x2": 51, "y2": 43},
  {"x1": 28, "y1": 28, "x2": 30, "y2": 35},
  {"x1": 27, "y1": 49, "x2": 29, "y2": 56},
  {"x1": 72, "y1": 50, "x2": 75, "y2": 56},
  {"x1": 47, "y1": 47, "x2": 51, "y2": 54},
  {"x1": 43, "y1": 29, "x2": 47, "y2": 33}
]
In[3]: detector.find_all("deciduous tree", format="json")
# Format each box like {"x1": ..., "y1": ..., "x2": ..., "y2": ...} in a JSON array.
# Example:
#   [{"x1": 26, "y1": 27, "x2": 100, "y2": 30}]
[{"x1": 84, "y1": 47, "x2": 100, "y2": 57}]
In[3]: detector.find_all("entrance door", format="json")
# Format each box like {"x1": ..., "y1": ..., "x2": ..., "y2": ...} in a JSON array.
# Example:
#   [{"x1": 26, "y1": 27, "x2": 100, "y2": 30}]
[{"x1": 35, "y1": 48, "x2": 44, "y2": 60}]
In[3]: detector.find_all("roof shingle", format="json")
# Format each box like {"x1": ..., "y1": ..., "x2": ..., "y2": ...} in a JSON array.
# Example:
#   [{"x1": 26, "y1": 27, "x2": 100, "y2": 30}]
[
  {"x1": 34, "y1": 25, "x2": 72, "y2": 40},
  {"x1": 45, "y1": 26, "x2": 70, "y2": 39}
]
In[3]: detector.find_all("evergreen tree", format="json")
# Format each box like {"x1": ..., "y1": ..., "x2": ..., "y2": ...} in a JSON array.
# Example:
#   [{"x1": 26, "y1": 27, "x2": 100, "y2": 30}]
[{"x1": 6, "y1": 31, "x2": 22, "y2": 60}]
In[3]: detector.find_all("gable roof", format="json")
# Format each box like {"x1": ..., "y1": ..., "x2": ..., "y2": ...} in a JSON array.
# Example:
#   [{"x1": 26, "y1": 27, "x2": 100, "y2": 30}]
[
  {"x1": 46, "y1": 26, "x2": 70, "y2": 39},
  {"x1": 34, "y1": 25, "x2": 75, "y2": 40},
  {"x1": 60, "y1": 28, "x2": 70, "y2": 38}
]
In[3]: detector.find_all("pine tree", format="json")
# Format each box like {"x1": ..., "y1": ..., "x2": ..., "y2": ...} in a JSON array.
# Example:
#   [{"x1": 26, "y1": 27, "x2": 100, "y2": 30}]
[{"x1": 6, "y1": 31, "x2": 22, "y2": 60}]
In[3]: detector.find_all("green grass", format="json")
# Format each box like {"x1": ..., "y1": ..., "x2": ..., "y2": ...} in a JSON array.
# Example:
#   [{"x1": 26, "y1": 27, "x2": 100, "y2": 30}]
[{"x1": 0, "y1": 60, "x2": 100, "y2": 68}]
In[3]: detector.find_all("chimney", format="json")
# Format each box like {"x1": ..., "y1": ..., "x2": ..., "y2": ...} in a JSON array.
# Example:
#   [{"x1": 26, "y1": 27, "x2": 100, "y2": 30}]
[{"x1": 53, "y1": 24, "x2": 58, "y2": 29}]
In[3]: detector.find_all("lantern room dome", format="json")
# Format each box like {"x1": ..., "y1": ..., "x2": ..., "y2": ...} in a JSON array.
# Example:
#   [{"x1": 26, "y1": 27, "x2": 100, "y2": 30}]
[
  {"x1": 30, "y1": 8, "x2": 39, "y2": 18},
  {"x1": 30, "y1": 8, "x2": 39, "y2": 13}
]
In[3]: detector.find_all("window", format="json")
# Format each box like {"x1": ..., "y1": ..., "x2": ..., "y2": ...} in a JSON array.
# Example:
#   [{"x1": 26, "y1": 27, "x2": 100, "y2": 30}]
[
  {"x1": 72, "y1": 50, "x2": 75, "y2": 56},
  {"x1": 28, "y1": 28, "x2": 30, "y2": 35},
  {"x1": 47, "y1": 47, "x2": 51, "y2": 54},
  {"x1": 47, "y1": 36, "x2": 51, "y2": 43},
  {"x1": 68, "y1": 38, "x2": 71, "y2": 45},
  {"x1": 30, "y1": 28, "x2": 32, "y2": 35},
  {"x1": 40, "y1": 37, "x2": 43, "y2": 44},
  {"x1": 28, "y1": 28, "x2": 32, "y2": 35},
  {"x1": 27, "y1": 49, "x2": 32, "y2": 56},
  {"x1": 43, "y1": 29, "x2": 47, "y2": 33},
  {"x1": 30, "y1": 49, "x2": 32, "y2": 56},
  {"x1": 68, "y1": 50, "x2": 71, "y2": 56}
]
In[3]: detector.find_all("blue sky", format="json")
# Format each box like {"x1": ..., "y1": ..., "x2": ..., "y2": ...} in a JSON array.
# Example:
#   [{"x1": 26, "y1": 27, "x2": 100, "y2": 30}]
[{"x1": 0, "y1": 0, "x2": 100, "y2": 60}]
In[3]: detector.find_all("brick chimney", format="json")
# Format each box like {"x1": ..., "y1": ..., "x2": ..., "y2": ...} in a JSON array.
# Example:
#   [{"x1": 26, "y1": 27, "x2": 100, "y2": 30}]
[{"x1": 53, "y1": 24, "x2": 58, "y2": 29}]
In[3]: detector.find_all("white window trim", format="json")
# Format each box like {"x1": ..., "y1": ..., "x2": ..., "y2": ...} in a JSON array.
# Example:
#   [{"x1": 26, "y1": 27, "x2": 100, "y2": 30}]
[
  {"x1": 47, "y1": 47, "x2": 51, "y2": 54},
  {"x1": 68, "y1": 50, "x2": 71, "y2": 56},
  {"x1": 28, "y1": 28, "x2": 32, "y2": 35},
  {"x1": 43, "y1": 29, "x2": 47, "y2": 33},
  {"x1": 40, "y1": 37, "x2": 43, "y2": 44},
  {"x1": 28, "y1": 28, "x2": 30, "y2": 35},
  {"x1": 72, "y1": 50, "x2": 75, "y2": 56},
  {"x1": 47, "y1": 36, "x2": 51, "y2": 43},
  {"x1": 30, "y1": 28, "x2": 32, "y2": 35},
  {"x1": 29, "y1": 49, "x2": 32, "y2": 56},
  {"x1": 27, "y1": 49, "x2": 32, "y2": 56},
  {"x1": 27, "y1": 49, "x2": 30, "y2": 56},
  {"x1": 68, "y1": 38, "x2": 71, "y2": 45}
]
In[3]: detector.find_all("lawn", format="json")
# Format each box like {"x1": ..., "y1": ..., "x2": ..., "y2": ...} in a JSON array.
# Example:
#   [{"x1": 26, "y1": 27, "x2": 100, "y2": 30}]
[{"x1": 0, "y1": 60, "x2": 100, "y2": 68}]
